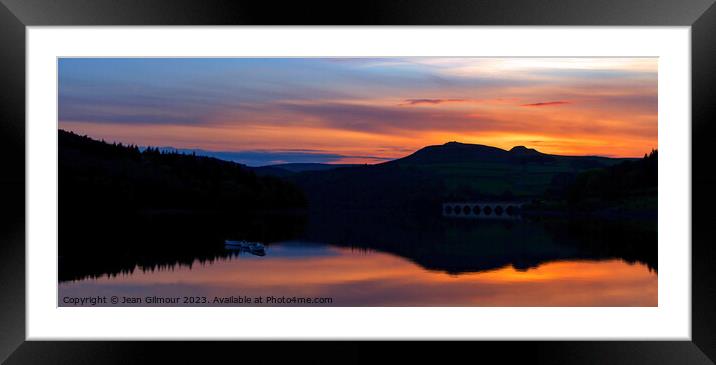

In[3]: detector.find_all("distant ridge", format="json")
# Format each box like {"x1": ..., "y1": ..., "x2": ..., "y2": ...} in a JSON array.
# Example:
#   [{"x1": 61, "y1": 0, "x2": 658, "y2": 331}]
[
  {"x1": 155, "y1": 140, "x2": 626, "y2": 172},
  {"x1": 388, "y1": 141, "x2": 507, "y2": 164},
  {"x1": 388, "y1": 141, "x2": 558, "y2": 165},
  {"x1": 253, "y1": 163, "x2": 359, "y2": 176},
  {"x1": 267, "y1": 163, "x2": 358, "y2": 173},
  {"x1": 509, "y1": 145, "x2": 542, "y2": 155}
]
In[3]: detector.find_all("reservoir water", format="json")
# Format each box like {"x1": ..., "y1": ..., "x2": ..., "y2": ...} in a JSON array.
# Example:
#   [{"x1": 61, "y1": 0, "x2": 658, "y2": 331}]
[{"x1": 59, "y1": 214, "x2": 657, "y2": 307}]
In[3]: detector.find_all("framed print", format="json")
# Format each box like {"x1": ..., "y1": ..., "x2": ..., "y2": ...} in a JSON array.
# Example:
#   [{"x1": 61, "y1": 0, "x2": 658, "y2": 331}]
[{"x1": 1, "y1": 0, "x2": 715, "y2": 363}]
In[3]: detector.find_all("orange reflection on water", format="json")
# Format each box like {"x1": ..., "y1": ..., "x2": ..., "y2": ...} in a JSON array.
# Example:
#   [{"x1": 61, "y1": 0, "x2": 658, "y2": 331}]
[{"x1": 59, "y1": 245, "x2": 657, "y2": 307}]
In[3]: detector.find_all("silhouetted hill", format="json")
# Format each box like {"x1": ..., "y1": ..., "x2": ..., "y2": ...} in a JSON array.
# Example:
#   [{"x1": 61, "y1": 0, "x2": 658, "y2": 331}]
[
  {"x1": 291, "y1": 142, "x2": 632, "y2": 209},
  {"x1": 390, "y1": 141, "x2": 512, "y2": 164},
  {"x1": 509, "y1": 145, "x2": 541, "y2": 155},
  {"x1": 388, "y1": 141, "x2": 624, "y2": 167}
]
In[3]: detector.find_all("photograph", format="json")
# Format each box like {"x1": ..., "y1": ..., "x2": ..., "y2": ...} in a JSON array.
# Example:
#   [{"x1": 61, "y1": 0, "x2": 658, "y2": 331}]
[
  {"x1": 57, "y1": 57, "x2": 658, "y2": 307},
  {"x1": 3, "y1": 0, "x2": 714, "y2": 361}
]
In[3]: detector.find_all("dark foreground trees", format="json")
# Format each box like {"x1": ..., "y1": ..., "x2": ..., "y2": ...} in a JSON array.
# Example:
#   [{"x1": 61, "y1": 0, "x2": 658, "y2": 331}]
[
  {"x1": 59, "y1": 130, "x2": 307, "y2": 260},
  {"x1": 60, "y1": 129, "x2": 306, "y2": 214},
  {"x1": 567, "y1": 150, "x2": 657, "y2": 205}
]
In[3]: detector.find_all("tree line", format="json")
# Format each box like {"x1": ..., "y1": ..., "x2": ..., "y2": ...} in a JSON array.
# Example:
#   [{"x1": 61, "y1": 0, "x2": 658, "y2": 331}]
[{"x1": 59, "y1": 129, "x2": 307, "y2": 215}]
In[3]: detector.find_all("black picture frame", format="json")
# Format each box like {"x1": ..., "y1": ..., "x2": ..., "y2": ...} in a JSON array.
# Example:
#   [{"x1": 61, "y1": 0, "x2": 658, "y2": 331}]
[{"x1": 1, "y1": 0, "x2": 715, "y2": 363}]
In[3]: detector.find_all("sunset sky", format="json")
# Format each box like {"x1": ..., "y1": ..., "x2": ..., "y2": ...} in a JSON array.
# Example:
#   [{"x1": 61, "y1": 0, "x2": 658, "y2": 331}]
[{"x1": 58, "y1": 57, "x2": 657, "y2": 166}]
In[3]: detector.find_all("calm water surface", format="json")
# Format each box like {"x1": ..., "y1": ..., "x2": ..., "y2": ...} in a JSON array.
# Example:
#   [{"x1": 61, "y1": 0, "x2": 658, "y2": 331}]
[{"x1": 59, "y1": 216, "x2": 657, "y2": 306}]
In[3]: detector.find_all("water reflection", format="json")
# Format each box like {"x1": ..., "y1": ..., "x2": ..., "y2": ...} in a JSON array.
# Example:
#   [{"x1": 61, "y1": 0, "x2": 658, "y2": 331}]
[
  {"x1": 59, "y1": 211, "x2": 657, "y2": 306},
  {"x1": 59, "y1": 241, "x2": 656, "y2": 306}
]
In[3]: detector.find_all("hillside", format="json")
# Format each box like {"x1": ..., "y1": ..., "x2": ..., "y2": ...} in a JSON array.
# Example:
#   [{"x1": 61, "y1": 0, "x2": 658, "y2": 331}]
[
  {"x1": 60, "y1": 132, "x2": 643, "y2": 217},
  {"x1": 291, "y1": 142, "x2": 631, "y2": 211},
  {"x1": 564, "y1": 149, "x2": 657, "y2": 214},
  {"x1": 384, "y1": 141, "x2": 629, "y2": 197},
  {"x1": 59, "y1": 130, "x2": 307, "y2": 214}
]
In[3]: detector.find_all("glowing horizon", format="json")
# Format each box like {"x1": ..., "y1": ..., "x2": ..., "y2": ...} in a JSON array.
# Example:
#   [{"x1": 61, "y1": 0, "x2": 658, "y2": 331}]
[{"x1": 59, "y1": 57, "x2": 657, "y2": 165}]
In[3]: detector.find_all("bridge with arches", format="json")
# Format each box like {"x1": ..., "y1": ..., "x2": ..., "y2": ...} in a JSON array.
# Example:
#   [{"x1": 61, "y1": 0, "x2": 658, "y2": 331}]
[{"x1": 442, "y1": 201, "x2": 525, "y2": 219}]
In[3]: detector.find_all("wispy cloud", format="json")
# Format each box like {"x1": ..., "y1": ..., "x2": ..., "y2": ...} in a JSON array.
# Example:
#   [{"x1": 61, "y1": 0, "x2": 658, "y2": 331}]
[
  {"x1": 400, "y1": 98, "x2": 466, "y2": 106},
  {"x1": 521, "y1": 101, "x2": 571, "y2": 107},
  {"x1": 276, "y1": 101, "x2": 502, "y2": 134}
]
